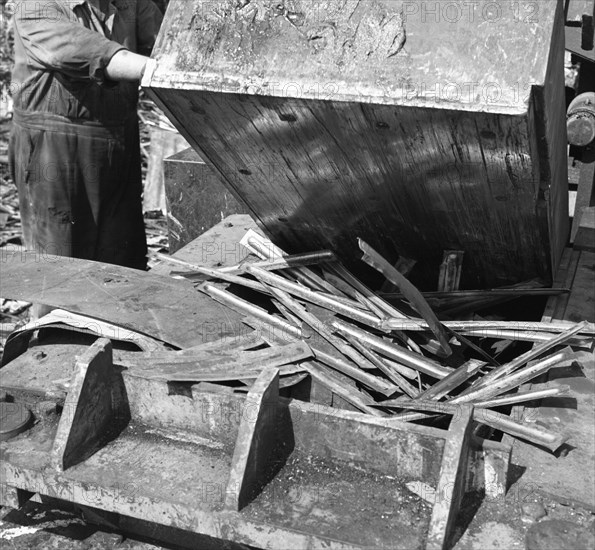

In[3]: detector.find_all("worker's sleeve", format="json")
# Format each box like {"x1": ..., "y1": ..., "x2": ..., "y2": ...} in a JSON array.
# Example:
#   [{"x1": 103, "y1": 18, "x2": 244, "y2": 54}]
[
  {"x1": 136, "y1": 0, "x2": 163, "y2": 56},
  {"x1": 13, "y1": 0, "x2": 126, "y2": 82}
]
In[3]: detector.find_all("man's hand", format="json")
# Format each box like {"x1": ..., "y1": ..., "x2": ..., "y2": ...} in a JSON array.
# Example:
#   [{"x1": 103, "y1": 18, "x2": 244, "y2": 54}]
[{"x1": 105, "y1": 50, "x2": 149, "y2": 82}]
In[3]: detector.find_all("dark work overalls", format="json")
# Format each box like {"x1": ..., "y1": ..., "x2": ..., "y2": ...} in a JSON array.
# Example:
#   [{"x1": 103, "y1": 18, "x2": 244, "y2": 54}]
[{"x1": 9, "y1": 0, "x2": 162, "y2": 270}]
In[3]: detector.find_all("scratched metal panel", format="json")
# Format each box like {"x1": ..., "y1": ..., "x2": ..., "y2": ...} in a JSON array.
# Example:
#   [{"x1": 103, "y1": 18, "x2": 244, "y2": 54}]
[
  {"x1": 145, "y1": 0, "x2": 567, "y2": 288},
  {"x1": 0, "y1": 251, "x2": 244, "y2": 348}
]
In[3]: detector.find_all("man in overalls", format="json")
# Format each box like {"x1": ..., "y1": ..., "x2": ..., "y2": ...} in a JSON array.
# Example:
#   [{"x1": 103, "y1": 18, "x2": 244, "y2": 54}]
[{"x1": 9, "y1": 0, "x2": 163, "y2": 270}]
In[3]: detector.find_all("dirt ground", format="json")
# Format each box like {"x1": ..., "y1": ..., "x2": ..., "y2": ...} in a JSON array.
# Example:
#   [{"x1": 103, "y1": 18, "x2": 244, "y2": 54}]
[
  {"x1": 0, "y1": 467, "x2": 594, "y2": 550},
  {"x1": 0, "y1": 503, "x2": 160, "y2": 550}
]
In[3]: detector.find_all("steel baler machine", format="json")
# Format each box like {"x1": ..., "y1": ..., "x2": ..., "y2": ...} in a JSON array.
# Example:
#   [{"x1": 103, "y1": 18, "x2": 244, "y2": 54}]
[{"x1": 1, "y1": 1, "x2": 570, "y2": 548}]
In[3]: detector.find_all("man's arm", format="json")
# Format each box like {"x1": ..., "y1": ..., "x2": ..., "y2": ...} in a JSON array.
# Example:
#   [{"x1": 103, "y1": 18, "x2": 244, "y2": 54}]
[
  {"x1": 14, "y1": 0, "x2": 124, "y2": 82},
  {"x1": 14, "y1": 0, "x2": 150, "y2": 83},
  {"x1": 105, "y1": 0, "x2": 164, "y2": 82},
  {"x1": 104, "y1": 50, "x2": 148, "y2": 82}
]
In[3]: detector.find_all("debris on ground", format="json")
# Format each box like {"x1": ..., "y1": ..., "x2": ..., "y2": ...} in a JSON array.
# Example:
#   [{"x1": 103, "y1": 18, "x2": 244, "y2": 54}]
[
  {"x1": 521, "y1": 502, "x2": 548, "y2": 524},
  {"x1": 0, "y1": 118, "x2": 20, "y2": 249},
  {"x1": 525, "y1": 519, "x2": 595, "y2": 550}
]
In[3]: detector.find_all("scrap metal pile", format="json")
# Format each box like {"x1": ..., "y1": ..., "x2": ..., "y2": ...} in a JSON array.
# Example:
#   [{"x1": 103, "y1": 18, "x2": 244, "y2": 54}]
[{"x1": 154, "y1": 230, "x2": 595, "y2": 454}]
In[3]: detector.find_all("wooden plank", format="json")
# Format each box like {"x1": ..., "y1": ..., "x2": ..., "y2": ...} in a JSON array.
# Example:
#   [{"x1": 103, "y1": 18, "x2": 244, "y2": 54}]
[
  {"x1": 50, "y1": 339, "x2": 120, "y2": 471},
  {"x1": 426, "y1": 405, "x2": 474, "y2": 550},
  {"x1": 540, "y1": 0, "x2": 570, "y2": 274},
  {"x1": 574, "y1": 206, "x2": 595, "y2": 252},
  {"x1": 542, "y1": 248, "x2": 581, "y2": 323},
  {"x1": 564, "y1": 251, "x2": 595, "y2": 323},
  {"x1": 225, "y1": 368, "x2": 281, "y2": 511},
  {"x1": 570, "y1": 150, "x2": 595, "y2": 243},
  {"x1": 511, "y1": 249, "x2": 595, "y2": 510}
]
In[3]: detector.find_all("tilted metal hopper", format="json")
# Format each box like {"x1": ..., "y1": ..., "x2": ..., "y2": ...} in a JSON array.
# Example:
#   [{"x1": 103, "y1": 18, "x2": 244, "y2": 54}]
[{"x1": 143, "y1": 0, "x2": 568, "y2": 288}]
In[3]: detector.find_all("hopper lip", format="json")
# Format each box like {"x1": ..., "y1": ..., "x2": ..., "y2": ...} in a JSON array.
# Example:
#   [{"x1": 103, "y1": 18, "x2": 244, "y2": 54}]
[{"x1": 143, "y1": 64, "x2": 533, "y2": 117}]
